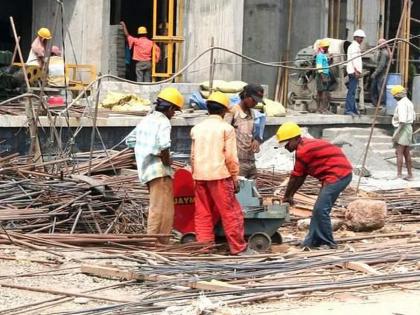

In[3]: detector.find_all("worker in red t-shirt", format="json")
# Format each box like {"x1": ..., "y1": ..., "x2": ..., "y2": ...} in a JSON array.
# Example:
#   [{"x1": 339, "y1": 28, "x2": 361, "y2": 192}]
[
  {"x1": 276, "y1": 122, "x2": 353, "y2": 249},
  {"x1": 120, "y1": 21, "x2": 161, "y2": 82}
]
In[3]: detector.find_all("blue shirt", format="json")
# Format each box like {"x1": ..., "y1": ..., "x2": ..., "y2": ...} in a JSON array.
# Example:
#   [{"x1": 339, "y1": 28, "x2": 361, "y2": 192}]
[
  {"x1": 128, "y1": 111, "x2": 173, "y2": 184},
  {"x1": 316, "y1": 52, "x2": 330, "y2": 75}
]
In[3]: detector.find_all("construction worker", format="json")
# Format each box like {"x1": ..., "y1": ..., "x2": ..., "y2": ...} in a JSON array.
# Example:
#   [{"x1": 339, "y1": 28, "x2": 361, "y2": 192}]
[
  {"x1": 391, "y1": 85, "x2": 416, "y2": 180},
  {"x1": 191, "y1": 91, "x2": 254, "y2": 255},
  {"x1": 225, "y1": 84, "x2": 265, "y2": 179},
  {"x1": 26, "y1": 27, "x2": 52, "y2": 68},
  {"x1": 120, "y1": 21, "x2": 160, "y2": 82},
  {"x1": 345, "y1": 29, "x2": 366, "y2": 117},
  {"x1": 277, "y1": 122, "x2": 353, "y2": 249},
  {"x1": 370, "y1": 38, "x2": 390, "y2": 106},
  {"x1": 127, "y1": 87, "x2": 184, "y2": 243},
  {"x1": 315, "y1": 39, "x2": 331, "y2": 113}
]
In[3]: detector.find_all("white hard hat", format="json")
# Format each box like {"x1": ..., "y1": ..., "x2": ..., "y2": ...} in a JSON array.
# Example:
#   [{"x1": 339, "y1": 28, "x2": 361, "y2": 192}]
[{"x1": 353, "y1": 29, "x2": 366, "y2": 38}]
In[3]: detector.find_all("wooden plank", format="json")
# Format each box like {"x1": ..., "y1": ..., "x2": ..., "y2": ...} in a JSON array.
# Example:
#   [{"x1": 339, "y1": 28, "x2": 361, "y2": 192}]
[
  {"x1": 342, "y1": 261, "x2": 383, "y2": 276},
  {"x1": 81, "y1": 264, "x2": 245, "y2": 291},
  {"x1": 81, "y1": 264, "x2": 143, "y2": 281}
]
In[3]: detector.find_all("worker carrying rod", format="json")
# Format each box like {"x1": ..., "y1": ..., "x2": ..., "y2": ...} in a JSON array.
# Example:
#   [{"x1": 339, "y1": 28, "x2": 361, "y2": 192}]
[
  {"x1": 277, "y1": 122, "x2": 353, "y2": 249},
  {"x1": 190, "y1": 91, "x2": 256, "y2": 255}
]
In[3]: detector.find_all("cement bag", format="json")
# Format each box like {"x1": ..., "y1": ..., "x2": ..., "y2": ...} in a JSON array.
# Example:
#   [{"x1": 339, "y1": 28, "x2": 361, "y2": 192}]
[
  {"x1": 100, "y1": 92, "x2": 150, "y2": 109},
  {"x1": 263, "y1": 98, "x2": 286, "y2": 117},
  {"x1": 199, "y1": 80, "x2": 227, "y2": 91},
  {"x1": 217, "y1": 80, "x2": 247, "y2": 93}
]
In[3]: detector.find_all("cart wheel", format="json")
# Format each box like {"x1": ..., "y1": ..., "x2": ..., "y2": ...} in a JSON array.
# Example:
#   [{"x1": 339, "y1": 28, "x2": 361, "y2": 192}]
[
  {"x1": 248, "y1": 232, "x2": 272, "y2": 252},
  {"x1": 180, "y1": 233, "x2": 196, "y2": 244},
  {"x1": 271, "y1": 231, "x2": 283, "y2": 244}
]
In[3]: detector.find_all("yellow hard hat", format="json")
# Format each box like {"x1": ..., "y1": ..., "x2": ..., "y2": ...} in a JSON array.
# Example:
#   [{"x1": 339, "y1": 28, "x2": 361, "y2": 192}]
[
  {"x1": 207, "y1": 91, "x2": 230, "y2": 108},
  {"x1": 137, "y1": 26, "x2": 147, "y2": 35},
  {"x1": 390, "y1": 85, "x2": 406, "y2": 96},
  {"x1": 319, "y1": 38, "x2": 330, "y2": 48},
  {"x1": 157, "y1": 87, "x2": 184, "y2": 109},
  {"x1": 37, "y1": 27, "x2": 52, "y2": 40},
  {"x1": 276, "y1": 122, "x2": 302, "y2": 143}
]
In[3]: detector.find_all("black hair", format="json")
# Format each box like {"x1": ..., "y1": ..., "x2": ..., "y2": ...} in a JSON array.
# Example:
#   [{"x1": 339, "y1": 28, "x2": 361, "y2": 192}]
[
  {"x1": 207, "y1": 101, "x2": 226, "y2": 115},
  {"x1": 239, "y1": 90, "x2": 246, "y2": 100}
]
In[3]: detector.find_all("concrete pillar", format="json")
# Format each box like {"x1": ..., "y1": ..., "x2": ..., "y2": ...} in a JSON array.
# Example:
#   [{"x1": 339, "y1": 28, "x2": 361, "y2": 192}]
[
  {"x1": 32, "y1": 0, "x2": 110, "y2": 73},
  {"x1": 182, "y1": 0, "x2": 244, "y2": 83},
  {"x1": 242, "y1": 0, "x2": 328, "y2": 98},
  {"x1": 346, "y1": 0, "x2": 381, "y2": 46},
  {"x1": 241, "y1": 0, "x2": 287, "y2": 98}
]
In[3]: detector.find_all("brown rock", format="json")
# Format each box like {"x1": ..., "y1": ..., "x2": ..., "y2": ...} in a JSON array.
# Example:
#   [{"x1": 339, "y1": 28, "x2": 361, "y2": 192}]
[{"x1": 345, "y1": 199, "x2": 387, "y2": 232}]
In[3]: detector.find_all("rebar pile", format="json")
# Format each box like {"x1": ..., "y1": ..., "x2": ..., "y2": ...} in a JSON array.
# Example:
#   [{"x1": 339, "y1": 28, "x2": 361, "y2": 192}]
[{"x1": 52, "y1": 240, "x2": 420, "y2": 314}]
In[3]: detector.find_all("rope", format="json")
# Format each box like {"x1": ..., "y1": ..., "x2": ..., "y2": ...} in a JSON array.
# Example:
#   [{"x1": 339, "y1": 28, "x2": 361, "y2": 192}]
[{"x1": 54, "y1": 37, "x2": 420, "y2": 117}]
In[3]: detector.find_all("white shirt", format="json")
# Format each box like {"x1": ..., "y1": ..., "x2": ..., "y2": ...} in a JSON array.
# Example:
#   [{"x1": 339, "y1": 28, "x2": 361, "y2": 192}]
[
  {"x1": 346, "y1": 41, "x2": 362, "y2": 74},
  {"x1": 392, "y1": 97, "x2": 416, "y2": 127},
  {"x1": 128, "y1": 111, "x2": 173, "y2": 184},
  {"x1": 26, "y1": 49, "x2": 41, "y2": 66}
]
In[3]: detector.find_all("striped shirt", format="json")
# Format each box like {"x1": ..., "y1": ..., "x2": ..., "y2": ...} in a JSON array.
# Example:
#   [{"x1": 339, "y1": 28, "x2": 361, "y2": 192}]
[
  {"x1": 292, "y1": 138, "x2": 352, "y2": 184},
  {"x1": 224, "y1": 105, "x2": 256, "y2": 161},
  {"x1": 132, "y1": 111, "x2": 173, "y2": 184}
]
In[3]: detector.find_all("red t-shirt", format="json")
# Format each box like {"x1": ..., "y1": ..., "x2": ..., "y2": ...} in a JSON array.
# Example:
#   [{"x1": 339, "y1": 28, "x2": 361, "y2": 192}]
[
  {"x1": 291, "y1": 138, "x2": 352, "y2": 184},
  {"x1": 127, "y1": 36, "x2": 161, "y2": 62}
]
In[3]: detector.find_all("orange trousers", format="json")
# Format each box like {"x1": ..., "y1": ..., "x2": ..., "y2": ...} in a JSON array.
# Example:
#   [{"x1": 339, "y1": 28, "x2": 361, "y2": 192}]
[{"x1": 194, "y1": 178, "x2": 246, "y2": 254}]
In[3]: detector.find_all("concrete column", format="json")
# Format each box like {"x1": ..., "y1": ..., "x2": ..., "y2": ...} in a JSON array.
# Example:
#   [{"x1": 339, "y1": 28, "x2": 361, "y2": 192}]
[
  {"x1": 346, "y1": 0, "x2": 381, "y2": 46},
  {"x1": 242, "y1": 0, "x2": 328, "y2": 98},
  {"x1": 182, "y1": 0, "x2": 244, "y2": 83}
]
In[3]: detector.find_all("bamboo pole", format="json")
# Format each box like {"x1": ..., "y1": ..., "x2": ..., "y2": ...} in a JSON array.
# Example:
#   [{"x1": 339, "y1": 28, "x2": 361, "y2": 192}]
[
  {"x1": 9, "y1": 16, "x2": 43, "y2": 164},
  {"x1": 282, "y1": 0, "x2": 293, "y2": 107},
  {"x1": 356, "y1": 0, "x2": 408, "y2": 192}
]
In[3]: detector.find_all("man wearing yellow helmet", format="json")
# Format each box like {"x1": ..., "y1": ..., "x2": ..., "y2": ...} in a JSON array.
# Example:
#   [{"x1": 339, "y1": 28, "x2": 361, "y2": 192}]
[
  {"x1": 191, "y1": 91, "x2": 253, "y2": 255},
  {"x1": 276, "y1": 122, "x2": 352, "y2": 249},
  {"x1": 391, "y1": 85, "x2": 416, "y2": 180},
  {"x1": 315, "y1": 39, "x2": 331, "y2": 113},
  {"x1": 120, "y1": 21, "x2": 161, "y2": 82},
  {"x1": 26, "y1": 27, "x2": 52, "y2": 68},
  {"x1": 126, "y1": 87, "x2": 184, "y2": 243}
]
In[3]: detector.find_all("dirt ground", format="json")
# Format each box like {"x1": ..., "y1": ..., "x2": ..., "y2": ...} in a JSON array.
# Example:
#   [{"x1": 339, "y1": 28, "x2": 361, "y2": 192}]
[{"x1": 0, "y1": 222, "x2": 419, "y2": 314}]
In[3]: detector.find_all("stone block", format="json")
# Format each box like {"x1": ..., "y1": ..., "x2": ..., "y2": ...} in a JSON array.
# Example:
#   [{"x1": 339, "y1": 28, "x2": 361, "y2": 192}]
[{"x1": 345, "y1": 199, "x2": 387, "y2": 232}]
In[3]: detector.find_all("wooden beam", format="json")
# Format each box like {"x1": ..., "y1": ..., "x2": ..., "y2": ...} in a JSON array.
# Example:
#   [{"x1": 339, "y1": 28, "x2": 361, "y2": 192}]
[
  {"x1": 342, "y1": 261, "x2": 383, "y2": 275},
  {"x1": 81, "y1": 264, "x2": 245, "y2": 292}
]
